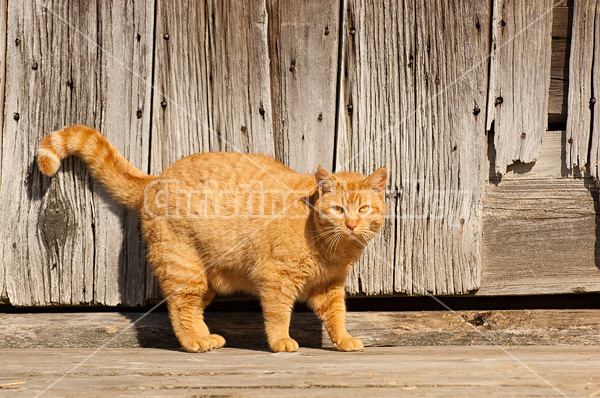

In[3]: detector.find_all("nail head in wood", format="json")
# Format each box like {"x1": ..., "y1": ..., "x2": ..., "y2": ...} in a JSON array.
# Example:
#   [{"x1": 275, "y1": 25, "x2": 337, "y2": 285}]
[
  {"x1": 15, "y1": 38, "x2": 21, "y2": 46},
  {"x1": 241, "y1": 126, "x2": 247, "y2": 133},
  {"x1": 350, "y1": 28, "x2": 356, "y2": 35},
  {"x1": 32, "y1": 62, "x2": 38, "y2": 70},
  {"x1": 500, "y1": 20, "x2": 506, "y2": 27},
  {"x1": 318, "y1": 113, "x2": 323, "y2": 121},
  {"x1": 13, "y1": 112, "x2": 19, "y2": 121},
  {"x1": 259, "y1": 105, "x2": 265, "y2": 116},
  {"x1": 12, "y1": 242, "x2": 16, "y2": 249},
  {"x1": 163, "y1": 34, "x2": 169, "y2": 40},
  {"x1": 568, "y1": 137, "x2": 573, "y2": 145},
  {"x1": 66, "y1": 79, "x2": 73, "y2": 88},
  {"x1": 160, "y1": 100, "x2": 167, "y2": 109},
  {"x1": 591, "y1": 98, "x2": 597, "y2": 106},
  {"x1": 521, "y1": 132, "x2": 526, "y2": 140},
  {"x1": 324, "y1": 26, "x2": 330, "y2": 36},
  {"x1": 494, "y1": 96, "x2": 503, "y2": 105},
  {"x1": 136, "y1": 109, "x2": 143, "y2": 119},
  {"x1": 347, "y1": 104, "x2": 353, "y2": 112},
  {"x1": 473, "y1": 106, "x2": 480, "y2": 115}
]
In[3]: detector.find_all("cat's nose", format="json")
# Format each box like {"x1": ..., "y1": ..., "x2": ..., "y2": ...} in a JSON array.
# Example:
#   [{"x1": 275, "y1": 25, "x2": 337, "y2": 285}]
[{"x1": 346, "y1": 220, "x2": 358, "y2": 231}]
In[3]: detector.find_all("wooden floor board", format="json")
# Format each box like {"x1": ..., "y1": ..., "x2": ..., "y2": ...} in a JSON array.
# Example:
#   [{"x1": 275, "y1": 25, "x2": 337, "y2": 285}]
[{"x1": 2, "y1": 346, "x2": 598, "y2": 397}]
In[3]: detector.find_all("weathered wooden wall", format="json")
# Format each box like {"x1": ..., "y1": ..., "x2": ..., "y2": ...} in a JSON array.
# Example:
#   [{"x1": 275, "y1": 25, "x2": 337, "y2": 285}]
[
  {"x1": 337, "y1": 0, "x2": 490, "y2": 295},
  {"x1": 0, "y1": 0, "x2": 597, "y2": 306}
]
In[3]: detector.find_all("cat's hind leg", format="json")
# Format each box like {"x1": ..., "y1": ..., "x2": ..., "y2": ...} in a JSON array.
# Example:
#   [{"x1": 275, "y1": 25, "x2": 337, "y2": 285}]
[
  {"x1": 149, "y1": 246, "x2": 221, "y2": 353},
  {"x1": 195, "y1": 288, "x2": 226, "y2": 349},
  {"x1": 259, "y1": 279, "x2": 299, "y2": 352}
]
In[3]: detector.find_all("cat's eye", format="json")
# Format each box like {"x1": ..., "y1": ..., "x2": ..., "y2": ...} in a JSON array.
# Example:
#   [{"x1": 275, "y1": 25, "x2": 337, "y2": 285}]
[
  {"x1": 332, "y1": 205, "x2": 345, "y2": 214},
  {"x1": 359, "y1": 205, "x2": 370, "y2": 213}
]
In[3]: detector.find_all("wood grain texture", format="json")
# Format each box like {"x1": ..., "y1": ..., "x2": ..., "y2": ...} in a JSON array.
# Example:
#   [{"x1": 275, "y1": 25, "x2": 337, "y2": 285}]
[
  {"x1": 151, "y1": 0, "x2": 274, "y2": 174},
  {"x1": 486, "y1": 0, "x2": 553, "y2": 174},
  {"x1": 5, "y1": 346, "x2": 599, "y2": 397},
  {"x1": 3, "y1": 310, "x2": 600, "y2": 349},
  {"x1": 482, "y1": 131, "x2": 600, "y2": 295},
  {"x1": 0, "y1": 0, "x2": 153, "y2": 306},
  {"x1": 0, "y1": 0, "x2": 7, "y2": 302},
  {"x1": 267, "y1": 0, "x2": 340, "y2": 173},
  {"x1": 566, "y1": 0, "x2": 600, "y2": 177},
  {"x1": 337, "y1": 0, "x2": 490, "y2": 295}
]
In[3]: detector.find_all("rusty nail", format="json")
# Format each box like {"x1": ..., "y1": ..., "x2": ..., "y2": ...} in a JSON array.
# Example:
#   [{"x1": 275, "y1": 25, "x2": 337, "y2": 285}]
[
  {"x1": 13, "y1": 112, "x2": 19, "y2": 121},
  {"x1": 521, "y1": 132, "x2": 526, "y2": 139},
  {"x1": 494, "y1": 96, "x2": 503, "y2": 105},
  {"x1": 12, "y1": 242, "x2": 17, "y2": 249},
  {"x1": 160, "y1": 100, "x2": 167, "y2": 109},
  {"x1": 32, "y1": 62, "x2": 38, "y2": 70},
  {"x1": 568, "y1": 137, "x2": 573, "y2": 145},
  {"x1": 318, "y1": 113, "x2": 323, "y2": 121},
  {"x1": 460, "y1": 218, "x2": 465, "y2": 225},
  {"x1": 500, "y1": 20, "x2": 506, "y2": 27},
  {"x1": 15, "y1": 38, "x2": 21, "y2": 46},
  {"x1": 136, "y1": 109, "x2": 143, "y2": 119},
  {"x1": 241, "y1": 126, "x2": 247, "y2": 133},
  {"x1": 259, "y1": 105, "x2": 265, "y2": 116},
  {"x1": 347, "y1": 104, "x2": 353, "y2": 112},
  {"x1": 591, "y1": 98, "x2": 597, "y2": 105},
  {"x1": 163, "y1": 34, "x2": 169, "y2": 40},
  {"x1": 473, "y1": 106, "x2": 480, "y2": 115},
  {"x1": 324, "y1": 26, "x2": 330, "y2": 36}
]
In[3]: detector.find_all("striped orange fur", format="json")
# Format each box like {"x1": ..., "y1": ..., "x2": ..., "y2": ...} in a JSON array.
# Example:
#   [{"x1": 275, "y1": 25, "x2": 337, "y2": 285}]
[
  {"x1": 37, "y1": 126, "x2": 388, "y2": 353},
  {"x1": 37, "y1": 125, "x2": 155, "y2": 209}
]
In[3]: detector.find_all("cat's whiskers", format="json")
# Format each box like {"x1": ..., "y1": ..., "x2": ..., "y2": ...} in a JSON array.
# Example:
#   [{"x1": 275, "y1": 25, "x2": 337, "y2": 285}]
[{"x1": 327, "y1": 233, "x2": 343, "y2": 259}]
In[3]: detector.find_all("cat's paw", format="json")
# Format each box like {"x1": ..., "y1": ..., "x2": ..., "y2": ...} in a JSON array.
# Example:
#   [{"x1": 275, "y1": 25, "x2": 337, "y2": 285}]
[
  {"x1": 335, "y1": 337, "x2": 364, "y2": 352},
  {"x1": 270, "y1": 337, "x2": 299, "y2": 352},
  {"x1": 209, "y1": 334, "x2": 226, "y2": 349},
  {"x1": 181, "y1": 336, "x2": 215, "y2": 353}
]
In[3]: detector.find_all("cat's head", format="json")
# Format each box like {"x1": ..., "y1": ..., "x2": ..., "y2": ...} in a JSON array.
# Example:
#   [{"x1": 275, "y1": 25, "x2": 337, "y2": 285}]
[{"x1": 312, "y1": 166, "x2": 387, "y2": 244}]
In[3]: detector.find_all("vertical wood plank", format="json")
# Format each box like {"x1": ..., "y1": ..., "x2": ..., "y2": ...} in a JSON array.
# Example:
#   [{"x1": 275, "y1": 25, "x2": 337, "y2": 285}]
[
  {"x1": 0, "y1": 0, "x2": 7, "y2": 303},
  {"x1": 486, "y1": 0, "x2": 553, "y2": 175},
  {"x1": 207, "y1": 0, "x2": 275, "y2": 156},
  {"x1": 566, "y1": 0, "x2": 600, "y2": 177},
  {"x1": 0, "y1": 0, "x2": 153, "y2": 306},
  {"x1": 267, "y1": 0, "x2": 340, "y2": 173},
  {"x1": 92, "y1": 0, "x2": 155, "y2": 306},
  {"x1": 150, "y1": 0, "x2": 274, "y2": 300},
  {"x1": 151, "y1": 0, "x2": 274, "y2": 170},
  {"x1": 338, "y1": 0, "x2": 490, "y2": 295}
]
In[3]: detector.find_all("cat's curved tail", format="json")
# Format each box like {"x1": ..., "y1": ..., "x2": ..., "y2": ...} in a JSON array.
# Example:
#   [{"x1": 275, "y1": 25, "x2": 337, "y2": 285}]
[{"x1": 37, "y1": 125, "x2": 156, "y2": 210}]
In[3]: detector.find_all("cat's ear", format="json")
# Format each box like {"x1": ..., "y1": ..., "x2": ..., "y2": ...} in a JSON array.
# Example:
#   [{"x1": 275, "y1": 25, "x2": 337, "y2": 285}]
[
  {"x1": 315, "y1": 165, "x2": 335, "y2": 194},
  {"x1": 364, "y1": 167, "x2": 387, "y2": 193}
]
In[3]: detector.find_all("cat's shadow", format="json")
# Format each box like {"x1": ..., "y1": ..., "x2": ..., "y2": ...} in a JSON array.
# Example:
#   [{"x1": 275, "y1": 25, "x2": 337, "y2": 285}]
[{"x1": 120, "y1": 310, "x2": 324, "y2": 351}]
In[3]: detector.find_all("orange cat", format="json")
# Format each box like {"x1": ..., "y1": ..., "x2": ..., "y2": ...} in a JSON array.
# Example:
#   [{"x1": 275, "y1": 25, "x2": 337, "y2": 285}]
[{"x1": 37, "y1": 125, "x2": 387, "y2": 352}]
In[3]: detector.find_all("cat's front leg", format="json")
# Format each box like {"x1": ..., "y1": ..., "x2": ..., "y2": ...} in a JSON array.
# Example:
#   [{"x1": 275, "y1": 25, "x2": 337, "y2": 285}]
[
  {"x1": 308, "y1": 283, "x2": 363, "y2": 352},
  {"x1": 260, "y1": 287, "x2": 298, "y2": 352}
]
